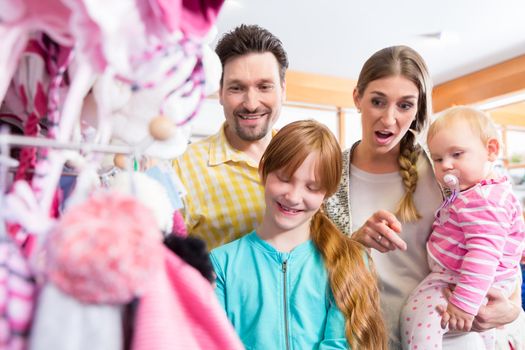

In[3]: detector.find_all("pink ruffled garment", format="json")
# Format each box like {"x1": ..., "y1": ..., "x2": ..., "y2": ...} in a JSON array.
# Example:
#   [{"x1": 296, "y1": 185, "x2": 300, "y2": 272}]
[
  {"x1": 62, "y1": 0, "x2": 224, "y2": 78},
  {"x1": 0, "y1": 32, "x2": 73, "y2": 258},
  {"x1": 61, "y1": 0, "x2": 146, "y2": 74},
  {"x1": 57, "y1": 0, "x2": 223, "y2": 163},
  {"x1": 1, "y1": 2, "x2": 77, "y2": 243},
  {"x1": 0, "y1": 0, "x2": 73, "y2": 102},
  {"x1": 0, "y1": 34, "x2": 71, "y2": 182},
  {"x1": 0, "y1": 237, "x2": 36, "y2": 350},
  {"x1": 0, "y1": 35, "x2": 48, "y2": 128},
  {"x1": 171, "y1": 210, "x2": 188, "y2": 237},
  {"x1": 179, "y1": 0, "x2": 225, "y2": 37},
  {"x1": 142, "y1": 0, "x2": 224, "y2": 37},
  {"x1": 132, "y1": 246, "x2": 244, "y2": 350}
]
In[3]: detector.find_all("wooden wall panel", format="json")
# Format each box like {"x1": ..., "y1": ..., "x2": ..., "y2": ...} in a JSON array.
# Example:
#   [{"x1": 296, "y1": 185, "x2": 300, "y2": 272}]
[
  {"x1": 489, "y1": 111, "x2": 525, "y2": 128},
  {"x1": 433, "y1": 55, "x2": 525, "y2": 112}
]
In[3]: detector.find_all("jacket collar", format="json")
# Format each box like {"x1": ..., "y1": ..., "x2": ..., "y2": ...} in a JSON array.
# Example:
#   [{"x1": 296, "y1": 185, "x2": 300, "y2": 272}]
[{"x1": 247, "y1": 231, "x2": 315, "y2": 263}]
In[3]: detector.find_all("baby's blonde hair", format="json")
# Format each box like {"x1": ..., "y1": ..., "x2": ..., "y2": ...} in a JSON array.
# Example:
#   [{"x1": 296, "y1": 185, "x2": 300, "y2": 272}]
[{"x1": 428, "y1": 106, "x2": 500, "y2": 148}]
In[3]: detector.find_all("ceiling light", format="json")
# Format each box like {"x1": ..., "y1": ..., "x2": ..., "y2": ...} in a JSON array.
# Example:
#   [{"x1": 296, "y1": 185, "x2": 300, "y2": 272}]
[
  {"x1": 224, "y1": 0, "x2": 242, "y2": 8},
  {"x1": 420, "y1": 30, "x2": 459, "y2": 44},
  {"x1": 475, "y1": 91, "x2": 525, "y2": 110}
]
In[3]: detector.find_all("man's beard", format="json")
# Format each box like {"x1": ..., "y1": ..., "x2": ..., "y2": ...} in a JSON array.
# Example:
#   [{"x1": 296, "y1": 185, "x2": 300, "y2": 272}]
[
  {"x1": 234, "y1": 118, "x2": 271, "y2": 141},
  {"x1": 232, "y1": 107, "x2": 273, "y2": 141}
]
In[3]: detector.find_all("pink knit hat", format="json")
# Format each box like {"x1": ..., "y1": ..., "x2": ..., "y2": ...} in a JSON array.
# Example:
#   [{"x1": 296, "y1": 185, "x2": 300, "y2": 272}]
[{"x1": 45, "y1": 191, "x2": 164, "y2": 304}]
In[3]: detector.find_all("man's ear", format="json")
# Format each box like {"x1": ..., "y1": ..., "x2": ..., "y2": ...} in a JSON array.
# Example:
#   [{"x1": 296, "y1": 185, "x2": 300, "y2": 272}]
[
  {"x1": 281, "y1": 79, "x2": 286, "y2": 103},
  {"x1": 218, "y1": 85, "x2": 224, "y2": 106},
  {"x1": 258, "y1": 170, "x2": 265, "y2": 185},
  {"x1": 487, "y1": 138, "x2": 500, "y2": 161}
]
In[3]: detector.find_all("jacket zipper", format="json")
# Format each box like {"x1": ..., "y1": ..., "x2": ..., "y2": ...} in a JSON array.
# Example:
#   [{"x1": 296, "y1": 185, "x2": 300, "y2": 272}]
[{"x1": 282, "y1": 260, "x2": 290, "y2": 350}]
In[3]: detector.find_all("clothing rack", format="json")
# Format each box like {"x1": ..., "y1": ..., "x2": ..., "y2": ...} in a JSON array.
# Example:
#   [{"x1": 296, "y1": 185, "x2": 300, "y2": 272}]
[{"x1": 0, "y1": 133, "x2": 144, "y2": 155}]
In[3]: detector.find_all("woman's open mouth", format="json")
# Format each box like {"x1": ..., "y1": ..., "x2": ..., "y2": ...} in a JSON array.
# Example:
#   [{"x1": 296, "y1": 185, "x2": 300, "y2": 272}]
[{"x1": 375, "y1": 130, "x2": 394, "y2": 145}]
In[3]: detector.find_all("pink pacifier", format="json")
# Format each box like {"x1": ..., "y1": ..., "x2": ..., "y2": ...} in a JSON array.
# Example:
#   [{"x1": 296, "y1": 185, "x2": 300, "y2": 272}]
[{"x1": 443, "y1": 174, "x2": 459, "y2": 191}]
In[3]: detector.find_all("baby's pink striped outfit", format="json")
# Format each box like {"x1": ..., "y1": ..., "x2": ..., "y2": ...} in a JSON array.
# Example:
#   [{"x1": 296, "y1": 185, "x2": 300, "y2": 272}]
[{"x1": 401, "y1": 177, "x2": 525, "y2": 350}]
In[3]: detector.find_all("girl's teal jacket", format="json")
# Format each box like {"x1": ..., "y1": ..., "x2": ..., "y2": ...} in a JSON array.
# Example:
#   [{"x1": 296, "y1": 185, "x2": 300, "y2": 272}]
[{"x1": 210, "y1": 231, "x2": 350, "y2": 350}]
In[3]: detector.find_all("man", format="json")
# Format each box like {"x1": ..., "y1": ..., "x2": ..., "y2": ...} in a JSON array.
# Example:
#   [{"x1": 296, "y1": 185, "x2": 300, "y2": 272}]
[{"x1": 173, "y1": 24, "x2": 288, "y2": 249}]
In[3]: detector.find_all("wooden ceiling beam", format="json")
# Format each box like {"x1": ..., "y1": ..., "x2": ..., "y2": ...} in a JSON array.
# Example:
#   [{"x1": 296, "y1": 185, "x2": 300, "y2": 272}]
[{"x1": 432, "y1": 55, "x2": 525, "y2": 112}]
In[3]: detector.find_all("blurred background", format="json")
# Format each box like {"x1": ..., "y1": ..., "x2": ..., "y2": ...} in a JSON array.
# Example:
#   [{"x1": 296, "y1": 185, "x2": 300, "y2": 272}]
[{"x1": 190, "y1": 0, "x2": 525, "y2": 204}]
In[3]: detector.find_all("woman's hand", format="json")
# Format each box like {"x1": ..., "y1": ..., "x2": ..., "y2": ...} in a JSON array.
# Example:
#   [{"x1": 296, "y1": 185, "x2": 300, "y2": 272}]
[
  {"x1": 352, "y1": 210, "x2": 407, "y2": 252},
  {"x1": 472, "y1": 287, "x2": 521, "y2": 331}
]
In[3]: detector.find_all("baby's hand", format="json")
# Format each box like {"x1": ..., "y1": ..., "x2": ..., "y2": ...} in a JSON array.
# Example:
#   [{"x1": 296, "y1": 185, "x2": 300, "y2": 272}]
[{"x1": 440, "y1": 302, "x2": 475, "y2": 332}]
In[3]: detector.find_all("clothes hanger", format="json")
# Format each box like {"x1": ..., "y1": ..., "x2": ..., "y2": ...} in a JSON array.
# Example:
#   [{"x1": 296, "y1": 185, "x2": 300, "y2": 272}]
[
  {"x1": 0, "y1": 133, "x2": 139, "y2": 155},
  {"x1": 0, "y1": 127, "x2": 19, "y2": 195},
  {"x1": 0, "y1": 126, "x2": 15, "y2": 239},
  {"x1": 0, "y1": 129, "x2": 151, "y2": 209}
]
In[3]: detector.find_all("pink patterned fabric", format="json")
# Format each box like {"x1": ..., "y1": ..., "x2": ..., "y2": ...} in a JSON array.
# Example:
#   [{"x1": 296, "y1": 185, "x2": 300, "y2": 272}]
[
  {"x1": 60, "y1": 0, "x2": 123, "y2": 72},
  {"x1": 132, "y1": 246, "x2": 243, "y2": 350},
  {"x1": 0, "y1": 0, "x2": 73, "y2": 102},
  {"x1": 171, "y1": 210, "x2": 188, "y2": 237},
  {"x1": 46, "y1": 192, "x2": 164, "y2": 304},
  {"x1": 180, "y1": 0, "x2": 224, "y2": 37},
  {"x1": 0, "y1": 237, "x2": 36, "y2": 350},
  {"x1": 0, "y1": 34, "x2": 71, "y2": 184},
  {"x1": 428, "y1": 177, "x2": 525, "y2": 315},
  {"x1": 149, "y1": 0, "x2": 224, "y2": 36}
]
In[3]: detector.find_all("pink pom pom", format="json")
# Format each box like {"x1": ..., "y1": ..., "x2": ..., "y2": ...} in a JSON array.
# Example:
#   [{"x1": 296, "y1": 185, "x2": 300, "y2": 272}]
[
  {"x1": 46, "y1": 192, "x2": 163, "y2": 304},
  {"x1": 171, "y1": 210, "x2": 188, "y2": 237}
]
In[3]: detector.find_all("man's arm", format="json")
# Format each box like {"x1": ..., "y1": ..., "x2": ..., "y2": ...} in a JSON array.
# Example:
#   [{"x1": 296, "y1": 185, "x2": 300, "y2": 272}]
[
  {"x1": 438, "y1": 280, "x2": 521, "y2": 332},
  {"x1": 471, "y1": 274, "x2": 522, "y2": 331}
]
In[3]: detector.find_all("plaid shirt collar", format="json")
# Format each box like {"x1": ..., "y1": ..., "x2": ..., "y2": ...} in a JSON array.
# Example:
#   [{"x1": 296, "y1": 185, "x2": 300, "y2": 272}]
[{"x1": 209, "y1": 123, "x2": 276, "y2": 168}]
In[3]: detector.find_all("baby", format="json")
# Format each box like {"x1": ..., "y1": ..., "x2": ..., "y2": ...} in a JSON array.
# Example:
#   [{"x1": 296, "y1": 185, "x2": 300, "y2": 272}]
[{"x1": 401, "y1": 106, "x2": 525, "y2": 350}]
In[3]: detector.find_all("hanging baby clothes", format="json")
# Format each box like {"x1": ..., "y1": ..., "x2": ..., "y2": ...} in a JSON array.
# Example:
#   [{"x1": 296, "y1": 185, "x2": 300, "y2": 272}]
[
  {"x1": 29, "y1": 284, "x2": 123, "y2": 350},
  {"x1": 0, "y1": 236, "x2": 36, "y2": 350},
  {"x1": 164, "y1": 233, "x2": 215, "y2": 283},
  {"x1": 109, "y1": 171, "x2": 174, "y2": 235},
  {"x1": 0, "y1": 0, "x2": 73, "y2": 103},
  {"x1": 29, "y1": 191, "x2": 164, "y2": 350},
  {"x1": 131, "y1": 246, "x2": 243, "y2": 350},
  {"x1": 44, "y1": 192, "x2": 163, "y2": 303},
  {"x1": 145, "y1": 162, "x2": 186, "y2": 211},
  {"x1": 0, "y1": 33, "x2": 71, "y2": 184},
  {"x1": 1, "y1": 0, "x2": 227, "y2": 347}
]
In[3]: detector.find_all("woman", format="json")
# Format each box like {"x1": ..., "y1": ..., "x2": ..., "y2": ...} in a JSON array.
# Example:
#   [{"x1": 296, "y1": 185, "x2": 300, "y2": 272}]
[{"x1": 324, "y1": 45, "x2": 522, "y2": 350}]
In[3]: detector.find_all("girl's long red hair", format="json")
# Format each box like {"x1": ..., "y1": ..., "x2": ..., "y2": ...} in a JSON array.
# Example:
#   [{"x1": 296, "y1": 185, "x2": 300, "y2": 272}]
[{"x1": 260, "y1": 120, "x2": 387, "y2": 349}]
